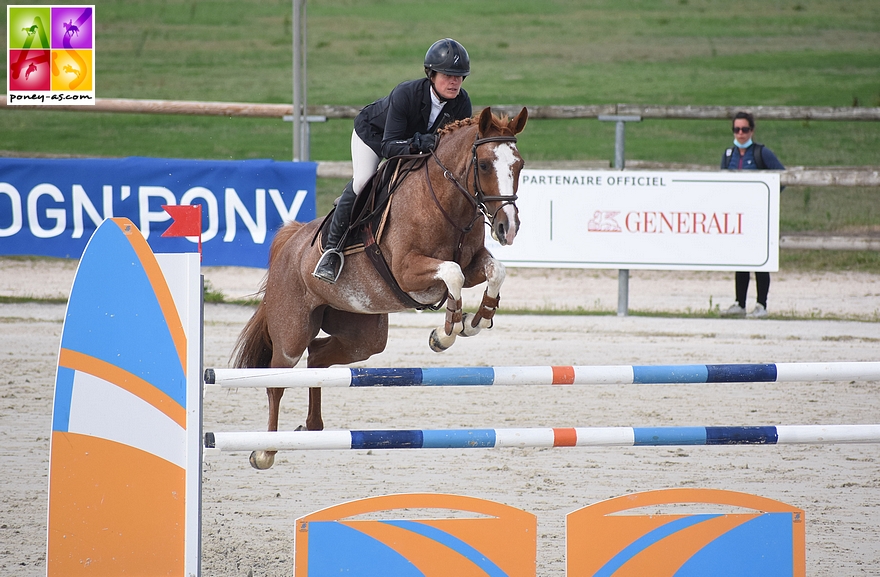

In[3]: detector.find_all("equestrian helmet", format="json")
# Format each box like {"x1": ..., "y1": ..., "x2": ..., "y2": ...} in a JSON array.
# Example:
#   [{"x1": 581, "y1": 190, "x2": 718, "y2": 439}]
[{"x1": 424, "y1": 38, "x2": 470, "y2": 77}]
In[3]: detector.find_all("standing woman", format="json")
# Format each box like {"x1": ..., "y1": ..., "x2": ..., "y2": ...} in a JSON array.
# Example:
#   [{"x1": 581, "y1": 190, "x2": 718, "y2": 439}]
[
  {"x1": 313, "y1": 38, "x2": 473, "y2": 283},
  {"x1": 720, "y1": 111, "x2": 785, "y2": 318}
]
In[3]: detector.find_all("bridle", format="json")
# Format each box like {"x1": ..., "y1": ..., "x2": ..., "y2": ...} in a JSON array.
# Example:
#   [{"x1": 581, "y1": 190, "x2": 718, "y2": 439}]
[
  {"x1": 426, "y1": 132, "x2": 521, "y2": 259},
  {"x1": 468, "y1": 135, "x2": 521, "y2": 218}
]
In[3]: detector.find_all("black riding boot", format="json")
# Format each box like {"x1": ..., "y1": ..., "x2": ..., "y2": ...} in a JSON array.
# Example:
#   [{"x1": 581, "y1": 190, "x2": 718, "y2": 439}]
[{"x1": 313, "y1": 180, "x2": 357, "y2": 284}]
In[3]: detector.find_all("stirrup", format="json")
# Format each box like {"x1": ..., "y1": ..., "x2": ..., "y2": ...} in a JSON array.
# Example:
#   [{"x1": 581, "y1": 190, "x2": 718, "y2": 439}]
[{"x1": 312, "y1": 249, "x2": 344, "y2": 284}]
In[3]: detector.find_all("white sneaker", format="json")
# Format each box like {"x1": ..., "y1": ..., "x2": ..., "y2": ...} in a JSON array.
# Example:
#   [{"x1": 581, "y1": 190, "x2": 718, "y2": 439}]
[
  {"x1": 747, "y1": 303, "x2": 769, "y2": 319},
  {"x1": 720, "y1": 303, "x2": 746, "y2": 317}
]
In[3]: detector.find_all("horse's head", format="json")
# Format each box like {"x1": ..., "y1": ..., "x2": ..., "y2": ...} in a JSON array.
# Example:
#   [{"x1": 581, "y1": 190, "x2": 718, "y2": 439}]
[{"x1": 473, "y1": 107, "x2": 528, "y2": 246}]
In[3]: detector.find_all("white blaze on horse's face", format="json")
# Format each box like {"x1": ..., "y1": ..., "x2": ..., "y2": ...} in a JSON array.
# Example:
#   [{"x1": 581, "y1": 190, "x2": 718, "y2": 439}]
[{"x1": 492, "y1": 142, "x2": 520, "y2": 245}]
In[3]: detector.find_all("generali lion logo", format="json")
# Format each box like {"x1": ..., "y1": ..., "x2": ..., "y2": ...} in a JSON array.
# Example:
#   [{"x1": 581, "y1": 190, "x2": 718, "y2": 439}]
[{"x1": 587, "y1": 210, "x2": 621, "y2": 232}]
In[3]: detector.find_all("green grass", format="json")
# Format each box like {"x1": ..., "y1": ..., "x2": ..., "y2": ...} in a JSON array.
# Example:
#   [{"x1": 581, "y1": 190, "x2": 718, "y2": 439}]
[
  {"x1": 202, "y1": 280, "x2": 227, "y2": 303},
  {"x1": 3, "y1": 112, "x2": 879, "y2": 169},
  {"x1": 780, "y1": 249, "x2": 880, "y2": 273},
  {"x1": 780, "y1": 186, "x2": 880, "y2": 234},
  {"x1": 0, "y1": 110, "x2": 289, "y2": 160},
  {"x1": 2, "y1": 0, "x2": 878, "y2": 163},
  {"x1": 0, "y1": 295, "x2": 67, "y2": 305}
]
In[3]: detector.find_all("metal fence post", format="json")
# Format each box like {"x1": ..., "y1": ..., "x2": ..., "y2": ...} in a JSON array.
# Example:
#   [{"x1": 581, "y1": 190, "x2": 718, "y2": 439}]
[
  {"x1": 292, "y1": 0, "x2": 308, "y2": 161},
  {"x1": 598, "y1": 115, "x2": 641, "y2": 316}
]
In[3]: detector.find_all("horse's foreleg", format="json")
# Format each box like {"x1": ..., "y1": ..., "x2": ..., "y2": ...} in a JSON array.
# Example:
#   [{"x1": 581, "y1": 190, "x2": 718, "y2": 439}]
[
  {"x1": 428, "y1": 262, "x2": 465, "y2": 352},
  {"x1": 461, "y1": 290, "x2": 500, "y2": 335},
  {"x1": 459, "y1": 254, "x2": 506, "y2": 337},
  {"x1": 249, "y1": 387, "x2": 285, "y2": 470}
]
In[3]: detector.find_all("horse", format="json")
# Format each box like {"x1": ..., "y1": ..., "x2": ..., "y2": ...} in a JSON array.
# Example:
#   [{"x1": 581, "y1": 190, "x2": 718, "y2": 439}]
[
  {"x1": 232, "y1": 106, "x2": 528, "y2": 469},
  {"x1": 63, "y1": 20, "x2": 80, "y2": 38}
]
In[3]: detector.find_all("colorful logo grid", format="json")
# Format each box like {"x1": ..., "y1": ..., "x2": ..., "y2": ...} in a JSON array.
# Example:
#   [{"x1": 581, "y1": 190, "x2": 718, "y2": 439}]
[{"x1": 7, "y1": 5, "x2": 95, "y2": 105}]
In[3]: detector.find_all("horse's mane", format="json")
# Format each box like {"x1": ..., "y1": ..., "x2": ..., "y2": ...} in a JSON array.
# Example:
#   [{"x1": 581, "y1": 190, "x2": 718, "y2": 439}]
[
  {"x1": 437, "y1": 109, "x2": 515, "y2": 137},
  {"x1": 437, "y1": 116, "x2": 478, "y2": 136}
]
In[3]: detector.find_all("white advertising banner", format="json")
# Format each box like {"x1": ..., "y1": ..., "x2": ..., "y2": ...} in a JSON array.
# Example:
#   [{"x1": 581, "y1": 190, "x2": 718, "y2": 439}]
[{"x1": 488, "y1": 170, "x2": 780, "y2": 271}]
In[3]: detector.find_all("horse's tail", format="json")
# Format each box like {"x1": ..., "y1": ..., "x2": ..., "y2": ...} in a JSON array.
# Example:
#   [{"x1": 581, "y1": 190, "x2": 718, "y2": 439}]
[
  {"x1": 231, "y1": 221, "x2": 305, "y2": 369},
  {"x1": 231, "y1": 298, "x2": 272, "y2": 369}
]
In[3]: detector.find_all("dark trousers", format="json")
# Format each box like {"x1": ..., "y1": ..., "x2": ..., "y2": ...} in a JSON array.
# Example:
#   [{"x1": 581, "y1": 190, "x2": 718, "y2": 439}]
[{"x1": 735, "y1": 271, "x2": 770, "y2": 308}]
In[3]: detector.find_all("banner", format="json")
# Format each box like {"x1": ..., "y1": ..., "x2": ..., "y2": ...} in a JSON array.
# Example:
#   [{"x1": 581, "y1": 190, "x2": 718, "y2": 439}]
[
  {"x1": 488, "y1": 169, "x2": 780, "y2": 271},
  {"x1": 0, "y1": 157, "x2": 317, "y2": 267}
]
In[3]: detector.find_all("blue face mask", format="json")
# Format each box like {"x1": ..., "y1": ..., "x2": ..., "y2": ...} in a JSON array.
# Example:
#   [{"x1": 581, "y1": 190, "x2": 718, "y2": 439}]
[{"x1": 734, "y1": 138, "x2": 753, "y2": 149}]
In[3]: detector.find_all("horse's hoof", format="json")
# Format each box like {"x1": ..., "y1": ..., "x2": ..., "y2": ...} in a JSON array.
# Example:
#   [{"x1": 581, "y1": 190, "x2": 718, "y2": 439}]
[
  {"x1": 429, "y1": 328, "x2": 453, "y2": 352},
  {"x1": 458, "y1": 313, "x2": 484, "y2": 337},
  {"x1": 249, "y1": 450, "x2": 275, "y2": 470}
]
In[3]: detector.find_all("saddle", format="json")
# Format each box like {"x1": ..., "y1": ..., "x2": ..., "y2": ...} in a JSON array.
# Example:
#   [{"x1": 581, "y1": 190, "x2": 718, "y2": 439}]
[
  {"x1": 315, "y1": 154, "x2": 427, "y2": 254},
  {"x1": 313, "y1": 154, "x2": 445, "y2": 310}
]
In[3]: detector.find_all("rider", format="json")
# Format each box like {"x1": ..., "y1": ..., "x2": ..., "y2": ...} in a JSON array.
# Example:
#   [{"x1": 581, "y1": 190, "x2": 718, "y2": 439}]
[{"x1": 313, "y1": 38, "x2": 473, "y2": 283}]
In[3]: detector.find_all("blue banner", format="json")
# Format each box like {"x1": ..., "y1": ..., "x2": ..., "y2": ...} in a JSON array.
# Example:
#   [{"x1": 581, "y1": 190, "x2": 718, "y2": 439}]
[{"x1": 0, "y1": 157, "x2": 317, "y2": 266}]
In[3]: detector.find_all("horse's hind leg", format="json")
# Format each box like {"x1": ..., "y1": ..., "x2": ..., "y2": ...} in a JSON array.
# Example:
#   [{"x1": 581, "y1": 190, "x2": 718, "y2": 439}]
[
  {"x1": 309, "y1": 309, "x2": 389, "y2": 367},
  {"x1": 248, "y1": 386, "x2": 287, "y2": 470},
  {"x1": 305, "y1": 387, "x2": 322, "y2": 432},
  {"x1": 250, "y1": 320, "x2": 314, "y2": 470},
  {"x1": 305, "y1": 310, "x2": 389, "y2": 428}
]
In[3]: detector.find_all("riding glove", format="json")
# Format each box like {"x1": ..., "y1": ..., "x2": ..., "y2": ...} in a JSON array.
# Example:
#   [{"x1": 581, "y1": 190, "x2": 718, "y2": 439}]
[{"x1": 410, "y1": 132, "x2": 437, "y2": 154}]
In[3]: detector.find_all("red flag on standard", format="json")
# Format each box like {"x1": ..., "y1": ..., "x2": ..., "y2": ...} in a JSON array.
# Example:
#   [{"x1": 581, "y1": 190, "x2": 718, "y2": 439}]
[
  {"x1": 162, "y1": 204, "x2": 203, "y2": 260},
  {"x1": 162, "y1": 204, "x2": 202, "y2": 237}
]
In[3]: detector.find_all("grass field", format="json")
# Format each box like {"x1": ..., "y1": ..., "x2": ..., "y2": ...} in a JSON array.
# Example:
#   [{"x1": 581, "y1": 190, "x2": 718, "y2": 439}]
[
  {"x1": 2, "y1": 0, "x2": 878, "y2": 162},
  {"x1": 2, "y1": 0, "x2": 879, "y2": 271}
]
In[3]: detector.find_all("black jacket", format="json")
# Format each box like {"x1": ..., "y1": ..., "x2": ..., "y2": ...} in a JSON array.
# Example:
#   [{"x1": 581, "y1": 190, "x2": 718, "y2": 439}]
[{"x1": 354, "y1": 77, "x2": 472, "y2": 159}]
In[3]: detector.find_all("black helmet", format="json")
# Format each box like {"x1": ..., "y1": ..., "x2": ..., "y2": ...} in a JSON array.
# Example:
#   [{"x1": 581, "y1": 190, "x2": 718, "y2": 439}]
[{"x1": 424, "y1": 38, "x2": 470, "y2": 77}]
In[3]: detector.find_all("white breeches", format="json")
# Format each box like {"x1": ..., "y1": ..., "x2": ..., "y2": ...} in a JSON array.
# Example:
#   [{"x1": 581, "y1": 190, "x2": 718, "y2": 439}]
[{"x1": 351, "y1": 130, "x2": 382, "y2": 195}]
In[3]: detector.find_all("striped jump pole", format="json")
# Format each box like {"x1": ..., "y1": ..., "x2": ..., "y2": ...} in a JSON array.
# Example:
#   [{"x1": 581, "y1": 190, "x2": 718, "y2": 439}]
[
  {"x1": 204, "y1": 424, "x2": 880, "y2": 454},
  {"x1": 204, "y1": 362, "x2": 880, "y2": 390}
]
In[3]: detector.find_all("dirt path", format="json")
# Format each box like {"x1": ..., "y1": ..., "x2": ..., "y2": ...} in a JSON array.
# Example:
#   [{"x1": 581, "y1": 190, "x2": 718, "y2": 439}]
[{"x1": 1, "y1": 258, "x2": 878, "y2": 576}]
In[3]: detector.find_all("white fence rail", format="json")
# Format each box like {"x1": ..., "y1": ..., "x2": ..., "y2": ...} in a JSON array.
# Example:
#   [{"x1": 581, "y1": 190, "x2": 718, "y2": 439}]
[
  {"x1": 4, "y1": 96, "x2": 880, "y2": 121},
  {"x1": 4, "y1": 96, "x2": 877, "y2": 190}
]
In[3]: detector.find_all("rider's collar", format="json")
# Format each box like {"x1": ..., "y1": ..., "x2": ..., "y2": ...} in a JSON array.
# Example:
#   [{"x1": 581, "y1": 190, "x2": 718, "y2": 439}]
[{"x1": 430, "y1": 85, "x2": 446, "y2": 105}]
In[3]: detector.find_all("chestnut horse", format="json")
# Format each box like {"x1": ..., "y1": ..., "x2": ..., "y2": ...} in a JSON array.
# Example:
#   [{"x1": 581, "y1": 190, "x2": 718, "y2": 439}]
[{"x1": 232, "y1": 107, "x2": 528, "y2": 469}]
